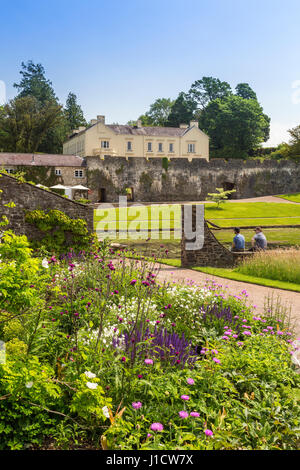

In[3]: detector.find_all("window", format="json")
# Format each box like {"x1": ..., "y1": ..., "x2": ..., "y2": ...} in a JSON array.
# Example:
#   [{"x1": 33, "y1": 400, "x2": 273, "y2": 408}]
[
  {"x1": 127, "y1": 141, "x2": 132, "y2": 151},
  {"x1": 158, "y1": 143, "x2": 163, "y2": 152},
  {"x1": 101, "y1": 140, "x2": 109, "y2": 148},
  {"x1": 55, "y1": 169, "x2": 62, "y2": 176},
  {"x1": 75, "y1": 170, "x2": 84, "y2": 178},
  {"x1": 188, "y1": 143, "x2": 195, "y2": 153},
  {"x1": 147, "y1": 142, "x2": 152, "y2": 152},
  {"x1": 169, "y1": 143, "x2": 174, "y2": 153}
]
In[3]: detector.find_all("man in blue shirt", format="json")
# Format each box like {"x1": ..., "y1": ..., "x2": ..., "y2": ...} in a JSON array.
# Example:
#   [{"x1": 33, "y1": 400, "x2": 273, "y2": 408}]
[{"x1": 232, "y1": 227, "x2": 245, "y2": 252}]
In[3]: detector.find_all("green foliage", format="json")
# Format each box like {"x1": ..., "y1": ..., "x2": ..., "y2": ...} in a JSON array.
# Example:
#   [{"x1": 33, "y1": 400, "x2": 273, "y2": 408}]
[
  {"x1": 206, "y1": 187, "x2": 236, "y2": 208},
  {"x1": 200, "y1": 95, "x2": 270, "y2": 158},
  {"x1": 25, "y1": 209, "x2": 93, "y2": 254},
  {"x1": 65, "y1": 92, "x2": 87, "y2": 131},
  {"x1": 0, "y1": 96, "x2": 63, "y2": 153}
]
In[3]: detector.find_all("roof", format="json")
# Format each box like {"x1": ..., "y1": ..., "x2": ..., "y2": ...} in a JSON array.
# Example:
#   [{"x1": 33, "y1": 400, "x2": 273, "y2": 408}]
[
  {"x1": 0, "y1": 153, "x2": 86, "y2": 167},
  {"x1": 106, "y1": 125, "x2": 188, "y2": 137},
  {"x1": 67, "y1": 123, "x2": 204, "y2": 140}
]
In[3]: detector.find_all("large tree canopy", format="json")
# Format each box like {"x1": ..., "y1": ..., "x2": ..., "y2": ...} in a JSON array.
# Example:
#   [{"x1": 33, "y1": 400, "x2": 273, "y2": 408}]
[
  {"x1": 0, "y1": 96, "x2": 63, "y2": 153},
  {"x1": 188, "y1": 76, "x2": 232, "y2": 110},
  {"x1": 10, "y1": 61, "x2": 87, "y2": 154},
  {"x1": 166, "y1": 92, "x2": 197, "y2": 127},
  {"x1": 199, "y1": 95, "x2": 270, "y2": 159}
]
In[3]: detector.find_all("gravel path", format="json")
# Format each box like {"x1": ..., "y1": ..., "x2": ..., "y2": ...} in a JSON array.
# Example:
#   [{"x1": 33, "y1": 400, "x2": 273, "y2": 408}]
[{"x1": 156, "y1": 263, "x2": 300, "y2": 338}]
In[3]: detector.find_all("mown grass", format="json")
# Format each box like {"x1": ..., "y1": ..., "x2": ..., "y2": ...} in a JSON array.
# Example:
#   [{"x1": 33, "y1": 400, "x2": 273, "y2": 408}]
[{"x1": 275, "y1": 193, "x2": 300, "y2": 203}]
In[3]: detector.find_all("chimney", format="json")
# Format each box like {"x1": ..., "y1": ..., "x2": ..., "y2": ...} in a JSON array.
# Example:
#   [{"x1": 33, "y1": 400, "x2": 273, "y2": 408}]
[
  {"x1": 136, "y1": 119, "x2": 142, "y2": 128},
  {"x1": 179, "y1": 123, "x2": 188, "y2": 129},
  {"x1": 78, "y1": 126, "x2": 86, "y2": 132},
  {"x1": 97, "y1": 115, "x2": 105, "y2": 124},
  {"x1": 90, "y1": 119, "x2": 97, "y2": 125},
  {"x1": 189, "y1": 120, "x2": 199, "y2": 128}
]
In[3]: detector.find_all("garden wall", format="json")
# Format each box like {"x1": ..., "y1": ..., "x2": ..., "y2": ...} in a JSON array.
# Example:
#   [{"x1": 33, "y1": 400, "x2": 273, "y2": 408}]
[
  {"x1": 87, "y1": 156, "x2": 300, "y2": 203},
  {"x1": 0, "y1": 173, "x2": 93, "y2": 239}
]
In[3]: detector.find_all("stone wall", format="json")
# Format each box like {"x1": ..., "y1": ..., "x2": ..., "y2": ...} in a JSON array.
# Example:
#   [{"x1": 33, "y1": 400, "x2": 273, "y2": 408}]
[
  {"x1": 0, "y1": 173, "x2": 93, "y2": 239},
  {"x1": 86, "y1": 156, "x2": 300, "y2": 203},
  {"x1": 180, "y1": 205, "x2": 251, "y2": 268}
]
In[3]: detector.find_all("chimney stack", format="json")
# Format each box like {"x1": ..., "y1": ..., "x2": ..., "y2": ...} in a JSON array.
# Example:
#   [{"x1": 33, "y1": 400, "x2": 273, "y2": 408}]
[
  {"x1": 97, "y1": 115, "x2": 105, "y2": 124},
  {"x1": 136, "y1": 119, "x2": 142, "y2": 128},
  {"x1": 189, "y1": 120, "x2": 199, "y2": 128},
  {"x1": 179, "y1": 123, "x2": 188, "y2": 129}
]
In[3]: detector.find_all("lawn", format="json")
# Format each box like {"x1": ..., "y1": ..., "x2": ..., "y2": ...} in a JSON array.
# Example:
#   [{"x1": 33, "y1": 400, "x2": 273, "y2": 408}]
[
  {"x1": 275, "y1": 193, "x2": 300, "y2": 203},
  {"x1": 94, "y1": 202, "x2": 300, "y2": 232}
]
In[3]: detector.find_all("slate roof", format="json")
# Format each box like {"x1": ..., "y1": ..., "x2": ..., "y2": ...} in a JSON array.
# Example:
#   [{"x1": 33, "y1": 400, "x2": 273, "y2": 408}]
[
  {"x1": 0, "y1": 153, "x2": 86, "y2": 167},
  {"x1": 105, "y1": 125, "x2": 188, "y2": 137}
]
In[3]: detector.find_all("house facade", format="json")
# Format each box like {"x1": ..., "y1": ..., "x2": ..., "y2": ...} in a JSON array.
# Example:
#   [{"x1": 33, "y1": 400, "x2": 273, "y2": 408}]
[
  {"x1": 63, "y1": 116, "x2": 209, "y2": 161},
  {"x1": 0, "y1": 153, "x2": 87, "y2": 187}
]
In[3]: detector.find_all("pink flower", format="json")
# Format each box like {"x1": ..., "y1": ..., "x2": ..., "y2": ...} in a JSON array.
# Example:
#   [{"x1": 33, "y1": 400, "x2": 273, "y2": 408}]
[
  {"x1": 190, "y1": 412, "x2": 200, "y2": 417},
  {"x1": 204, "y1": 429, "x2": 213, "y2": 437},
  {"x1": 179, "y1": 411, "x2": 189, "y2": 418},
  {"x1": 187, "y1": 378, "x2": 195, "y2": 385},
  {"x1": 150, "y1": 422, "x2": 164, "y2": 431},
  {"x1": 130, "y1": 279, "x2": 137, "y2": 285},
  {"x1": 213, "y1": 358, "x2": 221, "y2": 364},
  {"x1": 144, "y1": 359, "x2": 153, "y2": 365},
  {"x1": 132, "y1": 401, "x2": 142, "y2": 409},
  {"x1": 181, "y1": 394, "x2": 190, "y2": 401}
]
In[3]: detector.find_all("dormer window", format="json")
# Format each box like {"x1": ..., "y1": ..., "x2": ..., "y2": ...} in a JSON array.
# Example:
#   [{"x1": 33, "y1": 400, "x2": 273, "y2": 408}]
[
  {"x1": 101, "y1": 140, "x2": 109, "y2": 148},
  {"x1": 188, "y1": 143, "x2": 195, "y2": 153}
]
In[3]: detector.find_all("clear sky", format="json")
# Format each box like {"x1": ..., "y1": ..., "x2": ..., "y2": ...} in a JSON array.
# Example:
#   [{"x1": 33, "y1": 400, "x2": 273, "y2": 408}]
[{"x1": 1, "y1": 0, "x2": 300, "y2": 146}]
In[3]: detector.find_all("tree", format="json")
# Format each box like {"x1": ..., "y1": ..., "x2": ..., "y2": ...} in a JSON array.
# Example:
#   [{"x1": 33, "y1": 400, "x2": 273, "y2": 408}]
[
  {"x1": 188, "y1": 77, "x2": 232, "y2": 110},
  {"x1": 200, "y1": 95, "x2": 270, "y2": 159},
  {"x1": 65, "y1": 92, "x2": 87, "y2": 131},
  {"x1": 14, "y1": 61, "x2": 57, "y2": 105},
  {"x1": 235, "y1": 83, "x2": 257, "y2": 100},
  {"x1": 286, "y1": 125, "x2": 300, "y2": 161},
  {"x1": 0, "y1": 96, "x2": 63, "y2": 153},
  {"x1": 166, "y1": 92, "x2": 197, "y2": 127},
  {"x1": 143, "y1": 98, "x2": 174, "y2": 126},
  {"x1": 206, "y1": 187, "x2": 236, "y2": 208}
]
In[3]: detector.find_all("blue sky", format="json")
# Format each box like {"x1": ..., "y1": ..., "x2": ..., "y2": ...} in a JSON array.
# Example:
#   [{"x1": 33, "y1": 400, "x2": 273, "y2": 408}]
[{"x1": 1, "y1": 0, "x2": 300, "y2": 145}]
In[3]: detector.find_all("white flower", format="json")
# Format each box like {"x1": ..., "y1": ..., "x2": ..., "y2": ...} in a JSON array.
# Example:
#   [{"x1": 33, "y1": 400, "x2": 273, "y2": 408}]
[
  {"x1": 25, "y1": 381, "x2": 33, "y2": 388},
  {"x1": 102, "y1": 406, "x2": 110, "y2": 418},
  {"x1": 42, "y1": 258, "x2": 49, "y2": 269},
  {"x1": 85, "y1": 371, "x2": 96, "y2": 379},
  {"x1": 86, "y1": 381, "x2": 98, "y2": 390}
]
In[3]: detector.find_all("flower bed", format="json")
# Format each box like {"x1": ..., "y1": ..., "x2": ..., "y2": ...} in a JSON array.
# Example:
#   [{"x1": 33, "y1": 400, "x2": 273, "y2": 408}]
[{"x1": 0, "y1": 234, "x2": 299, "y2": 450}]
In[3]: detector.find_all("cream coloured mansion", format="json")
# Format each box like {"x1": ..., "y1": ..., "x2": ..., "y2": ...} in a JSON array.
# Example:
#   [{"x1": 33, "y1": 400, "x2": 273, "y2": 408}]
[{"x1": 63, "y1": 116, "x2": 209, "y2": 161}]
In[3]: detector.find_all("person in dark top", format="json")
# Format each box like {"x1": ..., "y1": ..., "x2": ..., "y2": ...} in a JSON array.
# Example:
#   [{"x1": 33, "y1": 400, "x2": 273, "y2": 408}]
[
  {"x1": 231, "y1": 227, "x2": 245, "y2": 252},
  {"x1": 251, "y1": 227, "x2": 267, "y2": 251}
]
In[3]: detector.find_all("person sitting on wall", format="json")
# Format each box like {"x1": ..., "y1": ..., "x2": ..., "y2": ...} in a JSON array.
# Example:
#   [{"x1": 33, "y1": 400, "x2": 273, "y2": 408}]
[
  {"x1": 250, "y1": 227, "x2": 267, "y2": 251},
  {"x1": 231, "y1": 227, "x2": 245, "y2": 252}
]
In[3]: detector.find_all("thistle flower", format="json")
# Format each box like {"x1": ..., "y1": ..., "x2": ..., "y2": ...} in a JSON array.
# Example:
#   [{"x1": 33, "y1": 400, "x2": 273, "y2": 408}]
[
  {"x1": 150, "y1": 422, "x2": 164, "y2": 431},
  {"x1": 204, "y1": 429, "x2": 213, "y2": 437},
  {"x1": 179, "y1": 411, "x2": 189, "y2": 418},
  {"x1": 132, "y1": 402, "x2": 142, "y2": 409}
]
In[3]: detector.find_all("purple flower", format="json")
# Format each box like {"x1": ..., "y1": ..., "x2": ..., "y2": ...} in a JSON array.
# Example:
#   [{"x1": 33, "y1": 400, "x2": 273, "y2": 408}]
[
  {"x1": 204, "y1": 429, "x2": 213, "y2": 437},
  {"x1": 121, "y1": 356, "x2": 126, "y2": 362},
  {"x1": 190, "y1": 412, "x2": 200, "y2": 417},
  {"x1": 130, "y1": 279, "x2": 137, "y2": 285},
  {"x1": 213, "y1": 358, "x2": 221, "y2": 364},
  {"x1": 187, "y1": 378, "x2": 195, "y2": 385},
  {"x1": 181, "y1": 395, "x2": 190, "y2": 401},
  {"x1": 150, "y1": 422, "x2": 164, "y2": 431},
  {"x1": 132, "y1": 402, "x2": 142, "y2": 409},
  {"x1": 179, "y1": 411, "x2": 189, "y2": 418}
]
